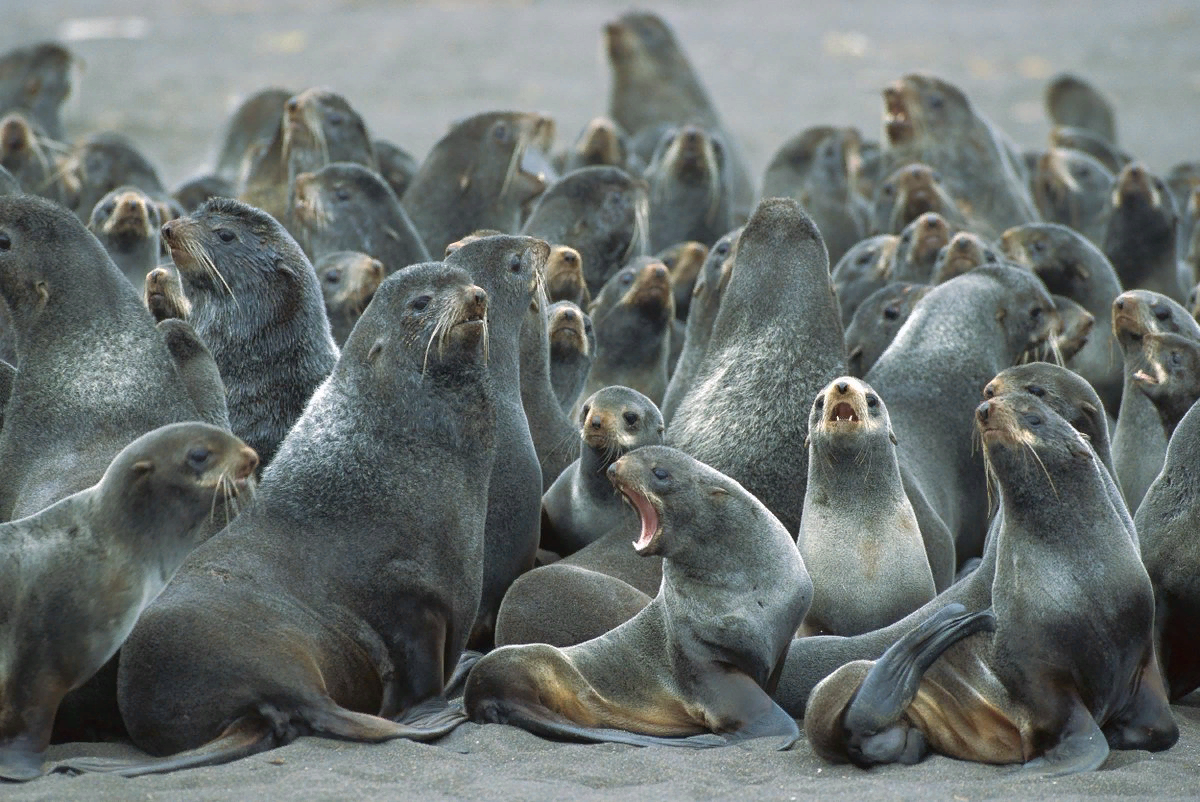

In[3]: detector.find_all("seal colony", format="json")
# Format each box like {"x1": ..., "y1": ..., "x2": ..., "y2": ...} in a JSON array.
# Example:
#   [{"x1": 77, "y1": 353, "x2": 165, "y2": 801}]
[{"x1": 0, "y1": 6, "x2": 1197, "y2": 792}]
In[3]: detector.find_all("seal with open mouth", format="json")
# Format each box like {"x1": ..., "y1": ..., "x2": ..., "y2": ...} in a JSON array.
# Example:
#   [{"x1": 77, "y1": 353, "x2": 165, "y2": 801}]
[
  {"x1": 468, "y1": 445, "x2": 809, "y2": 749},
  {"x1": 0, "y1": 423, "x2": 256, "y2": 782},
  {"x1": 798, "y1": 377, "x2": 938, "y2": 636}
]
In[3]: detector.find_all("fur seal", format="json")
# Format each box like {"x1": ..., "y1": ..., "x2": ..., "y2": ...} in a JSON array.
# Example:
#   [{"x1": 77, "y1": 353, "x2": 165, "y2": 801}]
[
  {"x1": 547, "y1": 300, "x2": 594, "y2": 414},
  {"x1": 0, "y1": 112, "x2": 61, "y2": 203},
  {"x1": 1178, "y1": 188, "x2": 1200, "y2": 288},
  {"x1": 1103, "y1": 162, "x2": 1181, "y2": 302},
  {"x1": 830, "y1": 233, "x2": 900, "y2": 326},
  {"x1": 879, "y1": 74, "x2": 1036, "y2": 238},
  {"x1": 541, "y1": 386, "x2": 664, "y2": 557},
  {"x1": 495, "y1": 565, "x2": 652, "y2": 649},
  {"x1": 762, "y1": 126, "x2": 870, "y2": 264},
  {"x1": 659, "y1": 228, "x2": 737, "y2": 425},
  {"x1": 0, "y1": 195, "x2": 211, "y2": 520},
  {"x1": 667, "y1": 198, "x2": 844, "y2": 536},
  {"x1": 798, "y1": 377, "x2": 936, "y2": 636},
  {"x1": 444, "y1": 235, "x2": 549, "y2": 648},
  {"x1": 402, "y1": 111, "x2": 554, "y2": 258},
  {"x1": 556, "y1": 116, "x2": 637, "y2": 175},
  {"x1": 871, "y1": 163, "x2": 967, "y2": 236},
  {"x1": 1110, "y1": 290, "x2": 1200, "y2": 510},
  {"x1": 658, "y1": 240, "x2": 707, "y2": 320},
  {"x1": 162, "y1": 197, "x2": 339, "y2": 469},
  {"x1": 240, "y1": 88, "x2": 377, "y2": 224},
  {"x1": 0, "y1": 42, "x2": 74, "y2": 141},
  {"x1": 865, "y1": 265, "x2": 1056, "y2": 563},
  {"x1": 170, "y1": 174, "x2": 235, "y2": 213},
  {"x1": 521, "y1": 165, "x2": 649, "y2": 297},
  {"x1": 544, "y1": 244, "x2": 590, "y2": 308},
  {"x1": 643, "y1": 125, "x2": 732, "y2": 253},
  {"x1": 605, "y1": 11, "x2": 755, "y2": 222},
  {"x1": 804, "y1": 393, "x2": 1177, "y2": 774},
  {"x1": 86, "y1": 185, "x2": 163, "y2": 286},
  {"x1": 887, "y1": 212, "x2": 951, "y2": 283},
  {"x1": 580, "y1": 258, "x2": 674, "y2": 408},
  {"x1": 373, "y1": 138, "x2": 419, "y2": 200},
  {"x1": 1131, "y1": 331, "x2": 1200, "y2": 437},
  {"x1": 156, "y1": 319, "x2": 231, "y2": 432},
  {"x1": 519, "y1": 276, "x2": 579, "y2": 491},
  {"x1": 290, "y1": 162, "x2": 430, "y2": 273},
  {"x1": 467, "y1": 445, "x2": 809, "y2": 748},
  {"x1": 59, "y1": 263, "x2": 496, "y2": 777},
  {"x1": 1000, "y1": 222, "x2": 1124, "y2": 415},
  {"x1": 213, "y1": 87, "x2": 292, "y2": 184},
  {"x1": 1030, "y1": 147, "x2": 1113, "y2": 244},
  {"x1": 0, "y1": 423, "x2": 256, "y2": 781},
  {"x1": 1049, "y1": 126, "x2": 1131, "y2": 174},
  {"x1": 844, "y1": 282, "x2": 931, "y2": 378},
  {"x1": 930, "y1": 231, "x2": 998, "y2": 284},
  {"x1": 58, "y1": 132, "x2": 169, "y2": 222},
  {"x1": 1044, "y1": 73, "x2": 1117, "y2": 145},
  {"x1": 1137, "y1": 398, "x2": 1200, "y2": 700},
  {"x1": 314, "y1": 251, "x2": 385, "y2": 346},
  {"x1": 143, "y1": 266, "x2": 190, "y2": 323},
  {"x1": 1051, "y1": 294, "x2": 1095, "y2": 362}
]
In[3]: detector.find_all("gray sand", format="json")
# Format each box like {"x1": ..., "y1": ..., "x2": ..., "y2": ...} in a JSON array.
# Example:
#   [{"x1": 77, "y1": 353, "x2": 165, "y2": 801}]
[{"x1": 5, "y1": 0, "x2": 1200, "y2": 798}]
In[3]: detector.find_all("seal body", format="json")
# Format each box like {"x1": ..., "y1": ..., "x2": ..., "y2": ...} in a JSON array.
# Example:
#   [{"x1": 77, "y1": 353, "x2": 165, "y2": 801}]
[
  {"x1": 1103, "y1": 163, "x2": 1181, "y2": 302},
  {"x1": 0, "y1": 423, "x2": 256, "y2": 781},
  {"x1": 468, "y1": 446, "x2": 810, "y2": 749},
  {"x1": 845, "y1": 283, "x2": 931, "y2": 377},
  {"x1": 547, "y1": 301, "x2": 594, "y2": 414},
  {"x1": 642, "y1": 125, "x2": 732, "y2": 253},
  {"x1": 668, "y1": 198, "x2": 845, "y2": 536},
  {"x1": 162, "y1": 197, "x2": 339, "y2": 468},
  {"x1": 86, "y1": 185, "x2": 163, "y2": 286},
  {"x1": 798, "y1": 377, "x2": 936, "y2": 636}
]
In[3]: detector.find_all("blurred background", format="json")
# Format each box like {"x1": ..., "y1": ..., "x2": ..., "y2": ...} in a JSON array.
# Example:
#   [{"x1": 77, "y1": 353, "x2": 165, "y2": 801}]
[{"x1": 5, "y1": 0, "x2": 1199, "y2": 186}]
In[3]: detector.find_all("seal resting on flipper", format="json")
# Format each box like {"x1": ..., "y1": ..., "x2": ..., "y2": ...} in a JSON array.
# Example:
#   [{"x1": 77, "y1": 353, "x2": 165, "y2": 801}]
[{"x1": 467, "y1": 446, "x2": 810, "y2": 749}]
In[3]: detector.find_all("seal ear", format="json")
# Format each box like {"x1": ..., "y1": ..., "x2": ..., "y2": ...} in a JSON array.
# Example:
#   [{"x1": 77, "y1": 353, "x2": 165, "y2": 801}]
[
  {"x1": 709, "y1": 487, "x2": 729, "y2": 499},
  {"x1": 35, "y1": 281, "x2": 49, "y2": 307},
  {"x1": 367, "y1": 339, "x2": 384, "y2": 362},
  {"x1": 889, "y1": 429, "x2": 898, "y2": 446},
  {"x1": 132, "y1": 459, "x2": 154, "y2": 476},
  {"x1": 994, "y1": 308, "x2": 1007, "y2": 323}
]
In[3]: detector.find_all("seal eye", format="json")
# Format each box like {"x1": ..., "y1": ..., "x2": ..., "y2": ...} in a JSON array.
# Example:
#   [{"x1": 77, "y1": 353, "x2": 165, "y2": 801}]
[
  {"x1": 508, "y1": 254, "x2": 522, "y2": 273},
  {"x1": 412, "y1": 294, "x2": 431, "y2": 311},
  {"x1": 1077, "y1": 167, "x2": 1090, "y2": 180},
  {"x1": 1026, "y1": 385, "x2": 1046, "y2": 397},
  {"x1": 491, "y1": 122, "x2": 511, "y2": 144},
  {"x1": 216, "y1": 229, "x2": 235, "y2": 243},
  {"x1": 623, "y1": 411, "x2": 639, "y2": 426},
  {"x1": 1170, "y1": 351, "x2": 1183, "y2": 367},
  {"x1": 1154, "y1": 306, "x2": 1171, "y2": 322},
  {"x1": 1030, "y1": 240, "x2": 1045, "y2": 255},
  {"x1": 619, "y1": 270, "x2": 634, "y2": 287},
  {"x1": 101, "y1": 201, "x2": 116, "y2": 217},
  {"x1": 715, "y1": 242, "x2": 730, "y2": 256},
  {"x1": 883, "y1": 304, "x2": 900, "y2": 321},
  {"x1": 0, "y1": 232, "x2": 9, "y2": 251},
  {"x1": 928, "y1": 94, "x2": 944, "y2": 110},
  {"x1": 1030, "y1": 307, "x2": 1042, "y2": 320},
  {"x1": 324, "y1": 269, "x2": 342, "y2": 284},
  {"x1": 326, "y1": 112, "x2": 345, "y2": 127},
  {"x1": 334, "y1": 188, "x2": 351, "y2": 202},
  {"x1": 814, "y1": 396, "x2": 825, "y2": 410},
  {"x1": 866, "y1": 394, "x2": 879, "y2": 408},
  {"x1": 187, "y1": 446, "x2": 212, "y2": 470},
  {"x1": 881, "y1": 184, "x2": 895, "y2": 198},
  {"x1": 1024, "y1": 414, "x2": 1042, "y2": 427},
  {"x1": 652, "y1": 467, "x2": 669, "y2": 481}
]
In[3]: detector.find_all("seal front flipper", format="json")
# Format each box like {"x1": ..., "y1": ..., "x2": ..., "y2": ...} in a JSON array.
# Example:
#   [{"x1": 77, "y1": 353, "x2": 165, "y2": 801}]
[
  {"x1": 1100, "y1": 657, "x2": 1178, "y2": 753},
  {"x1": 157, "y1": 319, "x2": 231, "y2": 431},
  {"x1": 443, "y1": 650, "x2": 483, "y2": 698},
  {"x1": 1019, "y1": 701, "x2": 1109, "y2": 778},
  {"x1": 393, "y1": 696, "x2": 468, "y2": 735},
  {"x1": 0, "y1": 734, "x2": 47, "y2": 782},
  {"x1": 825, "y1": 604, "x2": 996, "y2": 766}
]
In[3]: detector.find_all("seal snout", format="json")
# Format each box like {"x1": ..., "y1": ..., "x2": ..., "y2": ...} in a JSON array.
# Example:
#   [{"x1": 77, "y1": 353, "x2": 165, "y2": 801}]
[
  {"x1": 882, "y1": 84, "x2": 913, "y2": 143},
  {"x1": 606, "y1": 458, "x2": 664, "y2": 555},
  {"x1": 458, "y1": 285, "x2": 488, "y2": 325},
  {"x1": 233, "y1": 446, "x2": 259, "y2": 482},
  {"x1": 0, "y1": 114, "x2": 30, "y2": 153},
  {"x1": 1113, "y1": 162, "x2": 1159, "y2": 209}
]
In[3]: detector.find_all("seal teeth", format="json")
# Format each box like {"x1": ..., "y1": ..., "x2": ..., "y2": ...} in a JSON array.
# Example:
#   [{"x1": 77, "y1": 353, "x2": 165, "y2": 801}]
[{"x1": 830, "y1": 401, "x2": 859, "y2": 422}]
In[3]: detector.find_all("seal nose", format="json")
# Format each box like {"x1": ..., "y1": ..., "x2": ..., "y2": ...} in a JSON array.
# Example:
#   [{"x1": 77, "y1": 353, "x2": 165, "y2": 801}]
[
  {"x1": 471, "y1": 289, "x2": 487, "y2": 307},
  {"x1": 836, "y1": 380, "x2": 849, "y2": 394},
  {"x1": 561, "y1": 308, "x2": 579, "y2": 323},
  {"x1": 977, "y1": 401, "x2": 991, "y2": 424},
  {"x1": 983, "y1": 382, "x2": 997, "y2": 399},
  {"x1": 1, "y1": 119, "x2": 27, "y2": 151},
  {"x1": 123, "y1": 197, "x2": 141, "y2": 214},
  {"x1": 589, "y1": 415, "x2": 604, "y2": 430},
  {"x1": 561, "y1": 250, "x2": 577, "y2": 265},
  {"x1": 236, "y1": 446, "x2": 260, "y2": 480},
  {"x1": 161, "y1": 218, "x2": 179, "y2": 242},
  {"x1": 285, "y1": 97, "x2": 300, "y2": 115},
  {"x1": 1114, "y1": 297, "x2": 1125, "y2": 311}
]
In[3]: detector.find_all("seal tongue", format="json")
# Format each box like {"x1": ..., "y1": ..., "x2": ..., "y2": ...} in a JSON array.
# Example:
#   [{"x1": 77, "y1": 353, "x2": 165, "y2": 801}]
[{"x1": 628, "y1": 489, "x2": 659, "y2": 550}]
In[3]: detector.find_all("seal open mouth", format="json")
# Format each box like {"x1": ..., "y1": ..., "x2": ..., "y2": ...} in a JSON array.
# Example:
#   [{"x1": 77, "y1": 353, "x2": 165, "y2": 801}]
[
  {"x1": 829, "y1": 401, "x2": 860, "y2": 424},
  {"x1": 883, "y1": 86, "x2": 913, "y2": 145},
  {"x1": 619, "y1": 483, "x2": 663, "y2": 554}
]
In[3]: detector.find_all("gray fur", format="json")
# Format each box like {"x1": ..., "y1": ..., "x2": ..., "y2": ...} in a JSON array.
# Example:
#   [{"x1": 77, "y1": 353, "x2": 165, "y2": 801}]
[{"x1": 547, "y1": 301, "x2": 594, "y2": 414}]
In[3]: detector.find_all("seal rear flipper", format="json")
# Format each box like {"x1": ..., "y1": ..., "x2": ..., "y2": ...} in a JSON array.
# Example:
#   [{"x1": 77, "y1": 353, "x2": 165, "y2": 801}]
[
  {"x1": 700, "y1": 670, "x2": 799, "y2": 750},
  {"x1": 1020, "y1": 702, "x2": 1109, "y2": 778},
  {"x1": 841, "y1": 604, "x2": 996, "y2": 766},
  {"x1": 473, "y1": 699, "x2": 724, "y2": 748},
  {"x1": 308, "y1": 697, "x2": 464, "y2": 742},
  {"x1": 443, "y1": 650, "x2": 483, "y2": 698},
  {"x1": 52, "y1": 715, "x2": 278, "y2": 778},
  {"x1": 392, "y1": 697, "x2": 468, "y2": 736}
]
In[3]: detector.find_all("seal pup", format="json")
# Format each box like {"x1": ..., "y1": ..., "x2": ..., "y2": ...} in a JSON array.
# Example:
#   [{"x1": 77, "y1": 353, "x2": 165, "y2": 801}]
[
  {"x1": 605, "y1": 11, "x2": 755, "y2": 222},
  {"x1": 1103, "y1": 162, "x2": 1181, "y2": 302},
  {"x1": 212, "y1": 87, "x2": 292, "y2": 184},
  {"x1": 0, "y1": 42, "x2": 75, "y2": 141},
  {"x1": 805, "y1": 394, "x2": 1177, "y2": 775},
  {"x1": 542, "y1": 386, "x2": 664, "y2": 557},
  {"x1": 870, "y1": 163, "x2": 967, "y2": 236},
  {"x1": 886, "y1": 212, "x2": 952, "y2": 283},
  {"x1": 86, "y1": 185, "x2": 164, "y2": 286},
  {"x1": 521, "y1": 165, "x2": 649, "y2": 297},
  {"x1": 162, "y1": 197, "x2": 339, "y2": 469},
  {"x1": 1001, "y1": 222, "x2": 1124, "y2": 415},
  {"x1": 864, "y1": 265, "x2": 1057, "y2": 563},
  {"x1": 0, "y1": 195, "x2": 211, "y2": 520},
  {"x1": 658, "y1": 240, "x2": 707, "y2": 320},
  {"x1": 831, "y1": 233, "x2": 900, "y2": 326},
  {"x1": 0, "y1": 423, "x2": 255, "y2": 781},
  {"x1": 642, "y1": 125, "x2": 732, "y2": 253},
  {"x1": 59, "y1": 263, "x2": 496, "y2": 778},
  {"x1": 1137, "y1": 399, "x2": 1200, "y2": 700},
  {"x1": 930, "y1": 231, "x2": 999, "y2": 284},
  {"x1": 762, "y1": 126, "x2": 870, "y2": 264},
  {"x1": 547, "y1": 300, "x2": 594, "y2": 414},
  {"x1": 580, "y1": 257, "x2": 674, "y2": 408},
  {"x1": 659, "y1": 229, "x2": 737, "y2": 425},
  {"x1": 1030, "y1": 148, "x2": 1113, "y2": 244},
  {"x1": 444, "y1": 235, "x2": 549, "y2": 648},
  {"x1": 290, "y1": 162, "x2": 429, "y2": 273},
  {"x1": 402, "y1": 111, "x2": 554, "y2": 257},
  {"x1": 58, "y1": 132, "x2": 169, "y2": 222},
  {"x1": 373, "y1": 138, "x2": 419, "y2": 200},
  {"x1": 556, "y1": 116, "x2": 638, "y2": 176},
  {"x1": 798, "y1": 377, "x2": 936, "y2": 637},
  {"x1": 668, "y1": 198, "x2": 844, "y2": 536},
  {"x1": 1131, "y1": 332, "x2": 1200, "y2": 437},
  {"x1": 1045, "y1": 73, "x2": 1118, "y2": 145},
  {"x1": 844, "y1": 282, "x2": 931, "y2": 379},
  {"x1": 467, "y1": 445, "x2": 809, "y2": 748},
  {"x1": 544, "y1": 244, "x2": 590, "y2": 308},
  {"x1": 315, "y1": 251, "x2": 385, "y2": 346},
  {"x1": 1110, "y1": 290, "x2": 1200, "y2": 510},
  {"x1": 879, "y1": 74, "x2": 1036, "y2": 238}
]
